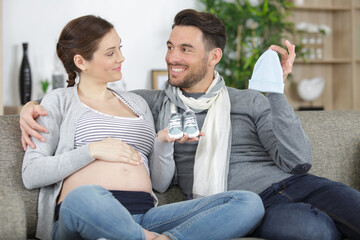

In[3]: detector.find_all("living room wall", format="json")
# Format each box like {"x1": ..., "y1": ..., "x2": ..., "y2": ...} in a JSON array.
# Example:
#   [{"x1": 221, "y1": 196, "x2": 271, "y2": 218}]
[{"x1": 2, "y1": 0, "x2": 197, "y2": 106}]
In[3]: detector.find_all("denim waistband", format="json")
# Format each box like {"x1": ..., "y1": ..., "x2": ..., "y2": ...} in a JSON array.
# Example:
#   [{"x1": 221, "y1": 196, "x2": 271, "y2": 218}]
[
  {"x1": 55, "y1": 190, "x2": 154, "y2": 221},
  {"x1": 111, "y1": 190, "x2": 154, "y2": 215}
]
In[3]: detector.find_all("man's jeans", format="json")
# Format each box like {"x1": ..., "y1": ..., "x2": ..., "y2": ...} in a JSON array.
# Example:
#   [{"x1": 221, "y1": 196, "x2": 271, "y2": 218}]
[
  {"x1": 52, "y1": 185, "x2": 264, "y2": 240},
  {"x1": 252, "y1": 174, "x2": 360, "y2": 240}
]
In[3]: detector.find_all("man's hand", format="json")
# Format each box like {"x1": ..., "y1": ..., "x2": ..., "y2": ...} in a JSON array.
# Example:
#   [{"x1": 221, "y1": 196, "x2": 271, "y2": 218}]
[
  {"x1": 269, "y1": 40, "x2": 296, "y2": 83},
  {"x1": 157, "y1": 127, "x2": 175, "y2": 143},
  {"x1": 175, "y1": 132, "x2": 205, "y2": 144},
  {"x1": 157, "y1": 126, "x2": 205, "y2": 143},
  {"x1": 19, "y1": 101, "x2": 49, "y2": 151}
]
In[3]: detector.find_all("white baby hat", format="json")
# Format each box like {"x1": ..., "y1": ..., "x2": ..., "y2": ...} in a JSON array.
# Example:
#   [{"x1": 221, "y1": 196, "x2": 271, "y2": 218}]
[{"x1": 248, "y1": 49, "x2": 284, "y2": 93}]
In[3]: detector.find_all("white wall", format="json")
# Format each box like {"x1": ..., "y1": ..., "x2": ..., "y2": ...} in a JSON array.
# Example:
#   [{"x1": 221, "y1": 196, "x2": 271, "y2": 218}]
[{"x1": 2, "y1": 0, "x2": 200, "y2": 106}]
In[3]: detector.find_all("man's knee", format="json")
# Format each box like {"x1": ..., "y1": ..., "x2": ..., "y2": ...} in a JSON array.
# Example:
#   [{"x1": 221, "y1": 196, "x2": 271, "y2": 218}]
[{"x1": 255, "y1": 203, "x2": 341, "y2": 240}]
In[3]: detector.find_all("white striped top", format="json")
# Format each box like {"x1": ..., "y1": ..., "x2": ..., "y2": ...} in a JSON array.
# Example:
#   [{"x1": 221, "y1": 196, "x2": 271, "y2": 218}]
[{"x1": 74, "y1": 93, "x2": 156, "y2": 173}]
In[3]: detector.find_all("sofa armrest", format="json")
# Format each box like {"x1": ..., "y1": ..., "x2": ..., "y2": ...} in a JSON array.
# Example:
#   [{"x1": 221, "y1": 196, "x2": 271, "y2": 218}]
[{"x1": 0, "y1": 185, "x2": 26, "y2": 240}]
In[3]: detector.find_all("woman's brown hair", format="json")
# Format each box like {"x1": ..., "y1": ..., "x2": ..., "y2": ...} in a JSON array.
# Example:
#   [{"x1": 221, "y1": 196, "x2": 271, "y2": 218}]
[{"x1": 56, "y1": 15, "x2": 114, "y2": 87}]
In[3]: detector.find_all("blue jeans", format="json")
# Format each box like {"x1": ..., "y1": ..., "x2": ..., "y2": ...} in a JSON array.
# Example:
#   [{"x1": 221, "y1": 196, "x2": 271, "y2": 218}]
[
  {"x1": 52, "y1": 185, "x2": 264, "y2": 240},
  {"x1": 251, "y1": 174, "x2": 360, "y2": 240}
]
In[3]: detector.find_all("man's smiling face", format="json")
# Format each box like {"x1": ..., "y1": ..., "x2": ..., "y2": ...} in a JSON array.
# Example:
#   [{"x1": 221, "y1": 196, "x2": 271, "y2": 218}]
[{"x1": 165, "y1": 25, "x2": 210, "y2": 91}]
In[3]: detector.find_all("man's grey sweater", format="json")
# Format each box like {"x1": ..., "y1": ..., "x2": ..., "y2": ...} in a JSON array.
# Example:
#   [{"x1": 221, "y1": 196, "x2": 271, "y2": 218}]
[{"x1": 133, "y1": 87, "x2": 312, "y2": 196}]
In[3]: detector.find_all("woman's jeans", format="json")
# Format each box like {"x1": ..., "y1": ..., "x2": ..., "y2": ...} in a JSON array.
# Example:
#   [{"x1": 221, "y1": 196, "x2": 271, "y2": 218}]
[
  {"x1": 252, "y1": 174, "x2": 360, "y2": 240},
  {"x1": 52, "y1": 185, "x2": 264, "y2": 240}
]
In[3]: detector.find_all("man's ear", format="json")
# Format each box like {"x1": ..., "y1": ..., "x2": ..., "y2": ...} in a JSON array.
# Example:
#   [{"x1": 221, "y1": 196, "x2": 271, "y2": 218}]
[
  {"x1": 73, "y1": 55, "x2": 86, "y2": 71},
  {"x1": 209, "y1": 48, "x2": 222, "y2": 67}
]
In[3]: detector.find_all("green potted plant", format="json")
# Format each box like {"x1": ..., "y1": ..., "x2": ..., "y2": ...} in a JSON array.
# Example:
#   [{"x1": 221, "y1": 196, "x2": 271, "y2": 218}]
[
  {"x1": 41, "y1": 79, "x2": 50, "y2": 94},
  {"x1": 199, "y1": 0, "x2": 294, "y2": 89}
]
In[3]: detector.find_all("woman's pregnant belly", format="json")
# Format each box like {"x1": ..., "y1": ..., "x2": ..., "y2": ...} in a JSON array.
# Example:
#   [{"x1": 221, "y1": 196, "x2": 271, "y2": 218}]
[{"x1": 57, "y1": 160, "x2": 152, "y2": 203}]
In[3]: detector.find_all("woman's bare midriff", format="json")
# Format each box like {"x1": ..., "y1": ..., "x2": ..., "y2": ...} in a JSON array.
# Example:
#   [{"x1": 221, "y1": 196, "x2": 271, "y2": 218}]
[{"x1": 57, "y1": 160, "x2": 152, "y2": 204}]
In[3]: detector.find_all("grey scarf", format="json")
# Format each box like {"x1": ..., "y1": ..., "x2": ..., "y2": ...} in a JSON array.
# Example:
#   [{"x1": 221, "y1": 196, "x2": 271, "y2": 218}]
[{"x1": 157, "y1": 72, "x2": 231, "y2": 197}]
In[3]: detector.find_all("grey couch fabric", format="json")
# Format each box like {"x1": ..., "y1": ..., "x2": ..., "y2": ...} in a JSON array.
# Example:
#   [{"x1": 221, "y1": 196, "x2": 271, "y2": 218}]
[
  {"x1": 0, "y1": 186, "x2": 26, "y2": 240},
  {"x1": 0, "y1": 111, "x2": 359, "y2": 239},
  {"x1": 0, "y1": 115, "x2": 39, "y2": 239},
  {"x1": 300, "y1": 111, "x2": 360, "y2": 188}
]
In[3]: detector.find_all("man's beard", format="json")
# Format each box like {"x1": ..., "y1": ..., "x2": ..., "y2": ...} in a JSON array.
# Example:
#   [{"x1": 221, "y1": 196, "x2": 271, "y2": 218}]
[{"x1": 168, "y1": 58, "x2": 208, "y2": 89}]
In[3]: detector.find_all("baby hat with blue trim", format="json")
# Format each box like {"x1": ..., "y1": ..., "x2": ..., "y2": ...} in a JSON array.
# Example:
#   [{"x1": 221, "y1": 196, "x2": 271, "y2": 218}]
[{"x1": 248, "y1": 49, "x2": 284, "y2": 93}]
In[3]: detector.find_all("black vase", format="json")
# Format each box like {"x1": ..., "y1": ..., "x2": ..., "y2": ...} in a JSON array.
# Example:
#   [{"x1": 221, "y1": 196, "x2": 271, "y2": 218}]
[{"x1": 19, "y1": 42, "x2": 32, "y2": 105}]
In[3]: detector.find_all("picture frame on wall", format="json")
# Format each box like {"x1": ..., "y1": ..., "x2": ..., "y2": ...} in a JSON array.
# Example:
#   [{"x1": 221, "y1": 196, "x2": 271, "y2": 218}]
[{"x1": 152, "y1": 70, "x2": 168, "y2": 90}]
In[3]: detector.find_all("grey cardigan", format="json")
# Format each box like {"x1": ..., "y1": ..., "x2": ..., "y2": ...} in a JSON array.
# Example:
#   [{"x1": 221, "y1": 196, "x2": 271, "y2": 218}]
[{"x1": 22, "y1": 85, "x2": 171, "y2": 240}]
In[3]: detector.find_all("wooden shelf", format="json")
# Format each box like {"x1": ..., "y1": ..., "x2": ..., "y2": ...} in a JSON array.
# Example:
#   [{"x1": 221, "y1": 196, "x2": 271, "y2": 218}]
[
  {"x1": 295, "y1": 58, "x2": 352, "y2": 64},
  {"x1": 4, "y1": 106, "x2": 23, "y2": 115},
  {"x1": 292, "y1": 6, "x2": 351, "y2": 11},
  {"x1": 287, "y1": 0, "x2": 359, "y2": 111}
]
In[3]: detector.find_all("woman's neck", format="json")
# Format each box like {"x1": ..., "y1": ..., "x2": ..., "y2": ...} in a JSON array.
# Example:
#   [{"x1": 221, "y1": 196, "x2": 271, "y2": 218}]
[{"x1": 77, "y1": 76, "x2": 113, "y2": 101}]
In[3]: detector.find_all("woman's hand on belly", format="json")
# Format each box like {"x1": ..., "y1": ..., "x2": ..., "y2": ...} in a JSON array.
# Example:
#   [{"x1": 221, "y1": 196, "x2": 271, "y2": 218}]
[
  {"x1": 89, "y1": 138, "x2": 142, "y2": 165},
  {"x1": 58, "y1": 160, "x2": 152, "y2": 203}
]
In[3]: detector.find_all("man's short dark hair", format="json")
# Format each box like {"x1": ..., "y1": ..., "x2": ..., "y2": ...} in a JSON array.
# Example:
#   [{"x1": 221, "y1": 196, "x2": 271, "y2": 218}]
[{"x1": 172, "y1": 9, "x2": 226, "y2": 52}]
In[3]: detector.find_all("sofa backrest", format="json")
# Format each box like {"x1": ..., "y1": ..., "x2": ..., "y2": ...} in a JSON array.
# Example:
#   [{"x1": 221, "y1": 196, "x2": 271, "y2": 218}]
[
  {"x1": 0, "y1": 115, "x2": 38, "y2": 238},
  {"x1": 298, "y1": 111, "x2": 360, "y2": 191}
]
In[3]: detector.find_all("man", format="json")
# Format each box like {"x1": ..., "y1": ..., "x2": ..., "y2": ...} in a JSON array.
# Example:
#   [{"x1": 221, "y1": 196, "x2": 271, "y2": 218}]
[{"x1": 20, "y1": 9, "x2": 360, "y2": 240}]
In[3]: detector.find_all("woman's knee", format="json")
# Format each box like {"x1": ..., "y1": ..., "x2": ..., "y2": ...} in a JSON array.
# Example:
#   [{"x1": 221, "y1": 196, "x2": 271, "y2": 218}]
[
  {"x1": 59, "y1": 185, "x2": 112, "y2": 229},
  {"x1": 226, "y1": 191, "x2": 265, "y2": 223},
  {"x1": 61, "y1": 185, "x2": 108, "y2": 211},
  {"x1": 232, "y1": 191, "x2": 264, "y2": 213}
]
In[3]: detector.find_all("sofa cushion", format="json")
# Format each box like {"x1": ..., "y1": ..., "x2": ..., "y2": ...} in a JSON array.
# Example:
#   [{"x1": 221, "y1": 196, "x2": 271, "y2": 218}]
[
  {"x1": 156, "y1": 185, "x2": 186, "y2": 205},
  {"x1": 0, "y1": 185, "x2": 26, "y2": 240},
  {"x1": 298, "y1": 110, "x2": 360, "y2": 191},
  {"x1": 0, "y1": 115, "x2": 39, "y2": 238}
]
